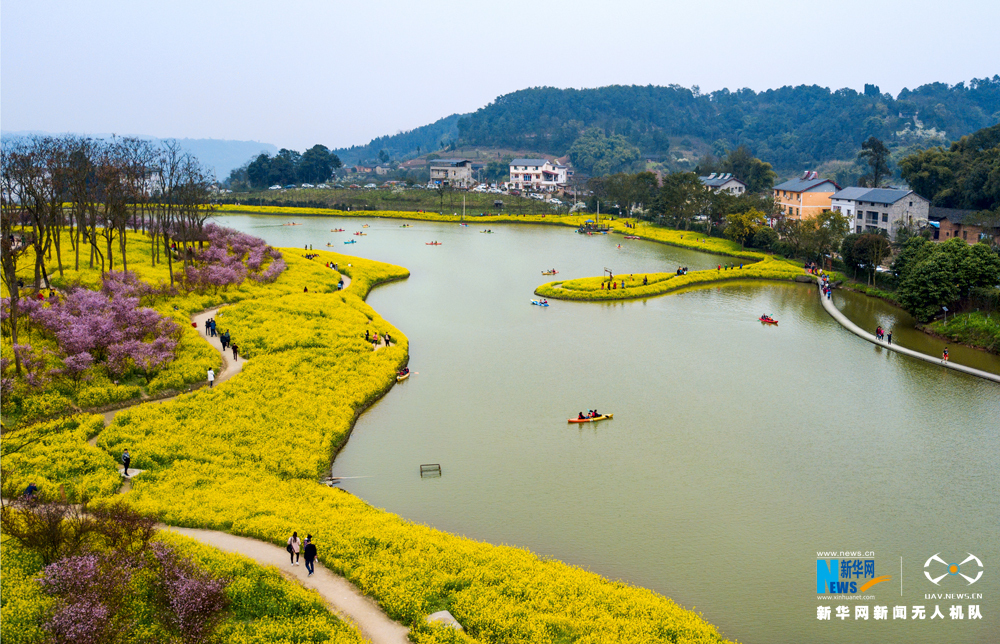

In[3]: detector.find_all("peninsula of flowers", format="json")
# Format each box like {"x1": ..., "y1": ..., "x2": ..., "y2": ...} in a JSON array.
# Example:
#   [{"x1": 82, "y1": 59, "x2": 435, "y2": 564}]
[
  {"x1": 2, "y1": 227, "x2": 732, "y2": 644},
  {"x1": 535, "y1": 256, "x2": 806, "y2": 301}
]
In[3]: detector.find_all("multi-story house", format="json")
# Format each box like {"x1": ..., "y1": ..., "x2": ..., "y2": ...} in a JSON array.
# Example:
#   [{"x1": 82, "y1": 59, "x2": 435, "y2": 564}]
[
  {"x1": 429, "y1": 159, "x2": 474, "y2": 188},
  {"x1": 831, "y1": 187, "x2": 930, "y2": 240},
  {"x1": 928, "y1": 206, "x2": 999, "y2": 244},
  {"x1": 699, "y1": 173, "x2": 746, "y2": 195},
  {"x1": 773, "y1": 172, "x2": 839, "y2": 220},
  {"x1": 508, "y1": 158, "x2": 568, "y2": 192}
]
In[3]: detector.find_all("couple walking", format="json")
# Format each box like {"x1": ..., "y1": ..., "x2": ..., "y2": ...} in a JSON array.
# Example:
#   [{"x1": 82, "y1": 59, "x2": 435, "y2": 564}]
[{"x1": 286, "y1": 531, "x2": 319, "y2": 576}]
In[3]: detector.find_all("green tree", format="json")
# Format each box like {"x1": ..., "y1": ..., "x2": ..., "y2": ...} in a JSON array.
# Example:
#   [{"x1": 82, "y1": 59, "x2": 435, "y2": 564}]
[
  {"x1": 853, "y1": 233, "x2": 892, "y2": 285},
  {"x1": 298, "y1": 145, "x2": 338, "y2": 183},
  {"x1": 805, "y1": 209, "x2": 851, "y2": 265},
  {"x1": 246, "y1": 153, "x2": 272, "y2": 189},
  {"x1": 897, "y1": 253, "x2": 961, "y2": 321},
  {"x1": 776, "y1": 218, "x2": 806, "y2": 257},
  {"x1": 751, "y1": 225, "x2": 779, "y2": 251},
  {"x1": 654, "y1": 172, "x2": 707, "y2": 229},
  {"x1": 724, "y1": 208, "x2": 766, "y2": 248},
  {"x1": 568, "y1": 128, "x2": 640, "y2": 176},
  {"x1": 839, "y1": 233, "x2": 864, "y2": 278},
  {"x1": 721, "y1": 145, "x2": 777, "y2": 193},
  {"x1": 857, "y1": 136, "x2": 892, "y2": 187}
]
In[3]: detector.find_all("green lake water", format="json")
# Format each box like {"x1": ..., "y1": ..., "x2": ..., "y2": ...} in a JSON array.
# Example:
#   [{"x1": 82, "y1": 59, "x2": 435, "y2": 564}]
[{"x1": 224, "y1": 214, "x2": 1000, "y2": 644}]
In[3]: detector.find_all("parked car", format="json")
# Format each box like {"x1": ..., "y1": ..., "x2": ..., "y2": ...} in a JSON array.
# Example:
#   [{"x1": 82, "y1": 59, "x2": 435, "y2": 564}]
[
  {"x1": 364, "y1": 183, "x2": 377, "y2": 189},
  {"x1": 300, "y1": 183, "x2": 314, "y2": 188},
  {"x1": 284, "y1": 184, "x2": 296, "y2": 189},
  {"x1": 268, "y1": 185, "x2": 282, "y2": 190},
  {"x1": 549, "y1": 198, "x2": 563, "y2": 205}
]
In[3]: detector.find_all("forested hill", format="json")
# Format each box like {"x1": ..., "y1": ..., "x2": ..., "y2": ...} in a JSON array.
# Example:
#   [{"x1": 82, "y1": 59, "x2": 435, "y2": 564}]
[
  {"x1": 458, "y1": 80, "x2": 1000, "y2": 172},
  {"x1": 337, "y1": 79, "x2": 1000, "y2": 173},
  {"x1": 332, "y1": 114, "x2": 462, "y2": 165}
]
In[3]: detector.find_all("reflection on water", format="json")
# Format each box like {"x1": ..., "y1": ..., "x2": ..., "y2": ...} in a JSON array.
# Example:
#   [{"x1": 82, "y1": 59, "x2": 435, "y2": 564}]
[{"x1": 222, "y1": 214, "x2": 1000, "y2": 644}]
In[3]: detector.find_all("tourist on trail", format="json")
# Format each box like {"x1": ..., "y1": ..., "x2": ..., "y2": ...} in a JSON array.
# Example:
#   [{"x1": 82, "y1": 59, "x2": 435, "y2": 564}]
[
  {"x1": 287, "y1": 532, "x2": 301, "y2": 565},
  {"x1": 887, "y1": 332, "x2": 892, "y2": 345},
  {"x1": 717, "y1": 264, "x2": 721, "y2": 271},
  {"x1": 304, "y1": 286, "x2": 309, "y2": 293},
  {"x1": 23, "y1": 482, "x2": 38, "y2": 498},
  {"x1": 943, "y1": 347, "x2": 949, "y2": 361},
  {"x1": 207, "y1": 368, "x2": 215, "y2": 388},
  {"x1": 643, "y1": 276, "x2": 648, "y2": 285},
  {"x1": 122, "y1": 449, "x2": 131, "y2": 477},
  {"x1": 304, "y1": 535, "x2": 317, "y2": 576},
  {"x1": 232, "y1": 343, "x2": 239, "y2": 361},
  {"x1": 221, "y1": 332, "x2": 230, "y2": 351}
]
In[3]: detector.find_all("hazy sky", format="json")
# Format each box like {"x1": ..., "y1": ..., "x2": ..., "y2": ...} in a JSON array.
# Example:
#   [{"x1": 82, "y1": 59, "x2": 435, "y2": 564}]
[{"x1": 3, "y1": 0, "x2": 998, "y2": 151}]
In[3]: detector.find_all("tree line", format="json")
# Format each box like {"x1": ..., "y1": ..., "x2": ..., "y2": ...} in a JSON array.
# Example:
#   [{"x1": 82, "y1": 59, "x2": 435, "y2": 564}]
[
  {"x1": 899, "y1": 123, "x2": 1000, "y2": 212},
  {"x1": 1, "y1": 135, "x2": 215, "y2": 373},
  {"x1": 228, "y1": 145, "x2": 342, "y2": 190},
  {"x1": 450, "y1": 79, "x2": 1000, "y2": 173}
]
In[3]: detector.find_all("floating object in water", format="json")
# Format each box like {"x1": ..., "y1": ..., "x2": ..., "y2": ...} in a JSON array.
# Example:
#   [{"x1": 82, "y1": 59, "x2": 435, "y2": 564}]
[
  {"x1": 530, "y1": 299, "x2": 549, "y2": 307},
  {"x1": 344, "y1": 240, "x2": 357, "y2": 244},
  {"x1": 759, "y1": 316, "x2": 778, "y2": 325},
  {"x1": 568, "y1": 414, "x2": 613, "y2": 424}
]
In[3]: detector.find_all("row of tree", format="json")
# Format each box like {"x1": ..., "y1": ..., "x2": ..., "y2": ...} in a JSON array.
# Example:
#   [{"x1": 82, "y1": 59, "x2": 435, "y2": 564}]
[
  {"x1": 229, "y1": 145, "x2": 342, "y2": 190},
  {"x1": 1, "y1": 135, "x2": 214, "y2": 374},
  {"x1": 899, "y1": 123, "x2": 1000, "y2": 211}
]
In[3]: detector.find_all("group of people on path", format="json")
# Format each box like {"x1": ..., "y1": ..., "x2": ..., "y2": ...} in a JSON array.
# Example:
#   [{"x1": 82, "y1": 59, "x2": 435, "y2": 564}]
[
  {"x1": 286, "y1": 531, "x2": 319, "y2": 576},
  {"x1": 820, "y1": 274, "x2": 833, "y2": 300},
  {"x1": 875, "y1": 325, "x2": 893, "y2": 344},
  {"x1": 204, "y1": 317, "x2": 239, "y2": 372},
  {"x1": 675, "y1": 266, "x2": 688, "y2": 276},
  {"x1": 365, "y1": 328, "x2": 392, "y2": 349},
  {"x1": 717, "y1": 263, "x2": 743, "y2": 271}
]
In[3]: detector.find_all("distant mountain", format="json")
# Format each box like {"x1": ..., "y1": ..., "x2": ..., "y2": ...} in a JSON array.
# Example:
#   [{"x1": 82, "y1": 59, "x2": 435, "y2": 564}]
[
  {"x1": 331, "y1": 114, "x2": 463, "y2": 165},
  {"x1": 0, "y1": 131, "x2": 277, "y2": 179},
  {"x1": 332, "y1": 78, "x2": 1000, "y2": 175}
]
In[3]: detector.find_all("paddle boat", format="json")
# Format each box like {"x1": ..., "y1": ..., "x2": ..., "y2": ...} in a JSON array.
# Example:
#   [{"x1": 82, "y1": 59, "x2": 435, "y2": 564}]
[
  {"x1": 331, "y1": 228, "x2": 345, "y2": 232},
  {"x1": 759, "y1": 315, "x2": 778, "y2": 325},
  {"x1": 541, "y1": 270, "x2": 559, "y2": 275},
  {"x1": 624, "y1": 235, "x2": 640, "y2": 240},
  {"x1": 353, "y1": 231, "x2": 366, "y2": 236},
  {"x1": 531, "y1": 299, "x2": 549, "y2": 307},
  {"x1": 396, "y1": 370, "x2": 410, "y2": 382},
  {"x1": 568, "y1": 413, "x2": 614, "y2": 424},
  {"x1": 344, "y1": 240, "x2": 357, "y2": 244},
  {"x1": 400, "y1": 224, "x2": 412, "y2": 228},
  {"x1": 362, "y1": 224, "x2": 370, "y2": 228},
  {"x1": 426, "y1": 241, "x2": 443, "y2": 245},
  {"x1": 459, "y1": 223, "x2": 468, "y2": 227},
  {"x1": 481, "y1": 230, "x2": 494, "y2": 234}
]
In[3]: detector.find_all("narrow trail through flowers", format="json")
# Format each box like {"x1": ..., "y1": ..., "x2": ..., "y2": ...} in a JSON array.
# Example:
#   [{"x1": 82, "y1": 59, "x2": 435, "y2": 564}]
[{"x1": 92, "y1": 298, "x2": 411, "y2": 644}]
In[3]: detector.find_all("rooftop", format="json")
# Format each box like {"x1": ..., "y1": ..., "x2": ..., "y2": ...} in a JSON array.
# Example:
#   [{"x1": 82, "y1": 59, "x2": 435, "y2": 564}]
[
  {"x1": 774, "y1": 176, "x2": 839, "y2": 193},
  {"x1": 510, "y1": 158, "x2": 549, "y2": 166},
  {"x1": 928, "y1": 206, "x2": 983, "y2": 225},
  {"x1": 699, "y1": 173, "x2": 745, "y2": 188}
]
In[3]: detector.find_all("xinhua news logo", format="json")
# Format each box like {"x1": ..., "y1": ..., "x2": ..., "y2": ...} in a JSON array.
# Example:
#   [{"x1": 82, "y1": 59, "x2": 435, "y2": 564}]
[
  {"x1": 817, "y1": 559, "x2": 891, "y2": 594},
  {"x1": 924, "y1": 553, "x2": 984, "y2": 586}
]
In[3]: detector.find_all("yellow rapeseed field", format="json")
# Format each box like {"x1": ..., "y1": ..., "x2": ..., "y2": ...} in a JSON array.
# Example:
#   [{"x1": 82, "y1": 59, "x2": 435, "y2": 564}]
[{"x1": 3, "y1": 228, "x2": 733, "y2": 643}]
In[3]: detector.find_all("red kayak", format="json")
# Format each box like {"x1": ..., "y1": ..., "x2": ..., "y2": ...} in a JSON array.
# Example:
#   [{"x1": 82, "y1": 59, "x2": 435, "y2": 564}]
[
  {"x1": 759, "y1": 316, "x2": 778, "y2": 325},
  {"x1": 568, "y1": 413, "x2": 613, "y2": 423}
]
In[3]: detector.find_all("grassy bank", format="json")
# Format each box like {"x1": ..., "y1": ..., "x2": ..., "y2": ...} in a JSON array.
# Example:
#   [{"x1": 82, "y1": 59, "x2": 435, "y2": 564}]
[
  {"x1": 927, "y1": 312, "x2": 1000, "y2": 353},
  {"x1": 4, "y1": 231, "x2": 732, "y2": 644},
  {"x1": 536, "y1": 256, "x2": 806, "y2": 301}
]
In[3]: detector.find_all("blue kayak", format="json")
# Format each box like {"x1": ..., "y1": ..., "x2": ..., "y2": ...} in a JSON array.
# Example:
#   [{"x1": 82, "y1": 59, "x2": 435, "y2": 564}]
[
  {"x1": 531, "y1": 299, "x2": 549, "y2": 307},
  {"x1": 344, "y1": 240, "x2": 357, "y2": 244}
]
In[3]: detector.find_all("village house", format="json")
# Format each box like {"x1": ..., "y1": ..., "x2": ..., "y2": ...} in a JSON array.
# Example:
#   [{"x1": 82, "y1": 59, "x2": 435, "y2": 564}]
[
  {"x1": 508, "y1": 158, "x2": 568, "y2": 192},
  {"x1": 699, "y1": 173, "x2": 746, "y2": 195},
  {"x1": 773, "y1": 172, "x2": 839, "y2": 220},
  {"x1": 429, "y1": 158, "x2": 474, "y2": 188},
  {"x1": 928, "y1": 206, "x2": 1000, "y2": 244},
  {"x1": 831, "y1": 187, "x2": 930, "y2": 240}
]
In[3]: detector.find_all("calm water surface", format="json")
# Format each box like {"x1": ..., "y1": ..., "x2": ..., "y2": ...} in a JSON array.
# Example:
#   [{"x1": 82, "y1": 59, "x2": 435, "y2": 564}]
[{"x1": 224, "y1": 215, "x2": 1000, "y2": 644}]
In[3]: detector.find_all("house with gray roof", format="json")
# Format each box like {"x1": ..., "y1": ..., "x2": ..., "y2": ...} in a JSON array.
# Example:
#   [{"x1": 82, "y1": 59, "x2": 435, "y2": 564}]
[
  {"x1": 773, "y1": 171, "x2": 840, "y2": 220},
  {"x1": 699, "y1": 173, "x2": 746, "y2": 195},
  {"x1": 928, "y1": 206, "x2": 999, "y2": 244},
  {"x1": 429, "y1": 158, "x2": 474, "y2": 188},
  {"x1": 831, "y1": 187, "x2": 929, "y2": 240}
]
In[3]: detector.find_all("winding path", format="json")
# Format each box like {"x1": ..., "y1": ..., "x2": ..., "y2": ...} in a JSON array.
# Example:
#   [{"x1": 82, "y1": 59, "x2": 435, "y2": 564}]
[
  {"x1": 818, "y1": 280, "x2": 1000, "y2": 384},
  {"x1": 94, "y1": 297, "x2": 412, "y2": 643},
  {"x1": 163, "y1": 527, "x2": 410, "y2": 644}
]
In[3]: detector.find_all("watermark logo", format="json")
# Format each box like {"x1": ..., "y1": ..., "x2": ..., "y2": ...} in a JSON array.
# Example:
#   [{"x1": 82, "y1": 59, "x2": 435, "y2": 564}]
[
  {"x1": 924, "y1": 553, "x2": 983, "y2": 586},
  {"x1": 817, "y1": 558, "x2": 890, "y2": 594}
]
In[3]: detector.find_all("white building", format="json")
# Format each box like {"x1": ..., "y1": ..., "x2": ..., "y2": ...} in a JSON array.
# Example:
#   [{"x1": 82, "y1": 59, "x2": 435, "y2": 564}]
[
  {"x1": 508, "y1": 158, "x2": 568, "y2": 192},
  {"x1": 698, "y1": 173, "x2": 746, "y2": 195},
  {"x1": 429, "y1": 159, "x2": 474, "y2": 189},
  {"x1": 830, "y1": 187, "x2": 930, "y2": 240}
]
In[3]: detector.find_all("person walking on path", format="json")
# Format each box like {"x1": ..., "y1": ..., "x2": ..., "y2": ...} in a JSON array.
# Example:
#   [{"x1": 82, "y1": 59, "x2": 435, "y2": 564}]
[
  {"x1": 122, "y1": 449, "x2": 131, "y2": 477},
  {"x1": 207, "y1": 368, "x2": 215, "y2": 388},
  {"x1": 231, "y1": 343, "x2": 239, "y2": 361},
  {"x1": 304, "y1": 535, "x2": 317, "y2": 576},
  {"x1": 943, "y1": 347, "x2": 949, "y2": 362},
  {"x1": 221, "y1": 331, "x2": 230, "y2": 351},
  {"x1": 887, "y1": 331, "x2": 892, "y2": 345},
  {"x1": 287, "y1": 532, "x2": 301, "y2": 565}
]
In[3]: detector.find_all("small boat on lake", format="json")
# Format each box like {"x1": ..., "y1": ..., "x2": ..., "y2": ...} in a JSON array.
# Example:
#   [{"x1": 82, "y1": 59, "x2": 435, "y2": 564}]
[
  {"x1": 541, "y1": 270, "x2": 558, "y2": 275},
  {"x1": 426, "y1": 242, "x2": 442, "y2": 245},
  {"x1": 400, "y1": 224, "x2": 412, "y2": 228},
  {"x1": 354, "y1": 232, "x2": 366, "y2": 236},
  {"x1": 531, "y1": 299, "x2": 549, "y2": 307},
  {"x1": 568, "y1": 413, "x2": 613, "y2": 424},
  {"x1": 759, "y1": 316, "x2": 778, "y2": 325},
  {"x1": 331, "y1": 228, "x2": 345, "y2": 232},
  {"x1": 459, "y1": 223, "x2": 468, "y2": 227},
  {"x1": 362, "y1": 224, "x2": 370, "y2": 228},
  {"x1": 396, "y1": 371, "x2": 410, "y2": 382},
  {"x1": 344, "y1": 240, "x2": 357, "y2": 244},
  {"x1": 624, "y1": 235, "x2": 640, "y2": 240}
]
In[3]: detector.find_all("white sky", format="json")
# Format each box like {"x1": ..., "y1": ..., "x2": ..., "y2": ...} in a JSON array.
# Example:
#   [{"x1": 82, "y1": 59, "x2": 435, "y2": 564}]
[{"x1": 3, "y1": 0, "x2": 998, "y2": 151}]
